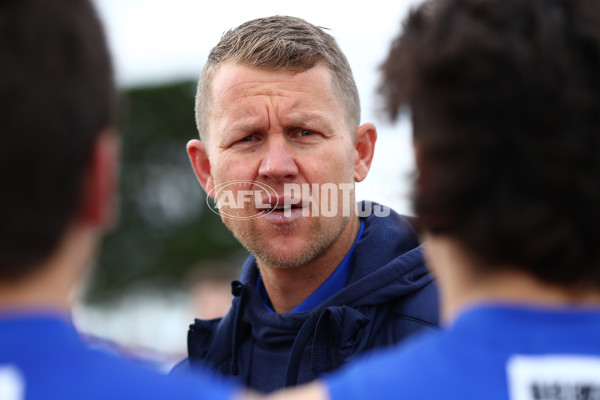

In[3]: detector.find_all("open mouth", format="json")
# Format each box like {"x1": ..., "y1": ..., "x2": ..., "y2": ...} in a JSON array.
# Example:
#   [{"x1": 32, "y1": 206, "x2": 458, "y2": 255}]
[
  {"x1": 258, "y1": 199, "x2": 304, "y2": 213},
  {"x1": 269, "y1": 205, "x2": 302, "y2": 213}
]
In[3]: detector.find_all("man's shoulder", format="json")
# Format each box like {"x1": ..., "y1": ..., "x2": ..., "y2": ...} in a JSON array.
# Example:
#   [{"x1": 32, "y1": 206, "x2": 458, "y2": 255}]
[
  {"x1": 94, "y1": 348, "x2": 237, "y2": 397},
  {"x1": 0, "y1": 329, "x2": 238, "y2": 400},
  {"x1": 325, "y1": 306, "x2": 600, "y2": 400},
  {"x1": 344, "y1": 208, "x2": 436, "y2": 315},
  {"x1": 188, "y1": 317, "x2": 225, "y2": 345},
  {"x1": 324, "y1": 323, "x2": 510, "y2": 400},
  {"x1": 359, "y1": 202, "x2": 419, "y2": 237},
  {"x1": 324, "y1": 330, "x2": 449, "y2": 399},
  {"x1": 186, "y1": 315, "x2": 233, "y2": 362},
  {"x1": 387, "y1": 279, "x2": 439, "y2": 326},
  {"x1": 352, "y1": 205, "x2": 422, "y2": 275}
]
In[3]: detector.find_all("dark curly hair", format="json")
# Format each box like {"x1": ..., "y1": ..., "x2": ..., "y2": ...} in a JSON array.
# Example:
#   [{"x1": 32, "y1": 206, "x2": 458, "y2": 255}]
[{"x1": 380, "y1": 0, "x2": 600, "y2": 287}]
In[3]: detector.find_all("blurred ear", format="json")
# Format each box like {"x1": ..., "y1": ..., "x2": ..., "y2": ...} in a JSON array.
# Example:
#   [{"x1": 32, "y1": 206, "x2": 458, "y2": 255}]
[
  {"x1": 187, "y1": 139, "x2": 215, "y2": 197},
  {"x1": 79, "y1": 130, "x2": 119, "y2": 228},
  {"x1": 353, "y1": 122, "x2": 377, "y2": 182}
]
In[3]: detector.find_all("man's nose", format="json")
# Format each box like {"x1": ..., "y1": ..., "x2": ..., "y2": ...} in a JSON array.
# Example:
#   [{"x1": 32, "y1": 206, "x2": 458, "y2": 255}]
[{"x1": 258, "y1": 137, "x2": 298, "y2": 181}]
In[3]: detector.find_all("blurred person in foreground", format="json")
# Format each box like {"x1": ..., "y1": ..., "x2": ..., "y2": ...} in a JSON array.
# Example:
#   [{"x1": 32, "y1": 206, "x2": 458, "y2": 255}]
[
  {"x1": 0, "y1": 0, "x2": 243, "y2": 399},
  {"x1": 178, "y1": 15, "x2": 439, "y2": 392},
  {"x1": 262, "y1": 0, "x2": 600, "y2": 399}
]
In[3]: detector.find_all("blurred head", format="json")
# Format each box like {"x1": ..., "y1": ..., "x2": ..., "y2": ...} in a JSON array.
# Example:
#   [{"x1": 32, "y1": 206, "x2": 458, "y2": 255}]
[
  {"x1": 195, "y1": 15, "x2": 361, "y2": 142},
  {"x1": 0, "y1": 0, "x2": 116, "y2": 281},
  {"x1": 380, "y1": 0, "x2": 600, "y2": 288}
]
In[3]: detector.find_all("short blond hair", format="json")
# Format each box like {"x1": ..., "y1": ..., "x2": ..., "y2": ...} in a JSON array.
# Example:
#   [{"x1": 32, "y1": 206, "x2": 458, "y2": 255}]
[{"x1": 195, "y1": 15, "x2": 360, "y2": 141}]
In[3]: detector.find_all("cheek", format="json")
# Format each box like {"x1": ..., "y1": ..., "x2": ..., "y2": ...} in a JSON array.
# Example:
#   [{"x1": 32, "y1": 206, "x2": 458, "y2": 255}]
[
  {"x1": 316, "y1": 147, "x2": 354, "y2": 182},
  {"x1": 211, "y1": 154, "x2": 251, "y2": 182},
  {"x1": 339, "y1": 144, "x2": 359, "y2": 181},
  {"x1": 340, "y1": 136, "x2": 358, "y2": 166}
]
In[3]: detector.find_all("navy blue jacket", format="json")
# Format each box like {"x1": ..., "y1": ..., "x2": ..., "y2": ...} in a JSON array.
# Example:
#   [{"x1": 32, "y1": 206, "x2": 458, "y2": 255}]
[{"x1": 177, "y1": 203, "x2": 439, "y2": 393}]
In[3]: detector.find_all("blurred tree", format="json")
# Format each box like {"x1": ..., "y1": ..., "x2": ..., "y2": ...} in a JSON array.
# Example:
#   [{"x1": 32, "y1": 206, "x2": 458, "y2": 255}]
[{"x1": 86, "y1": 81, "x2": 245, "y2": 303}]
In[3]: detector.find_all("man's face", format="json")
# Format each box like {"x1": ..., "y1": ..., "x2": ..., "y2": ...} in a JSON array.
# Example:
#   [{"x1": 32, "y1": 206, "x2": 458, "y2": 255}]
[{"x1": 191, "y1": 62, "x2": 365, "y2": 269}]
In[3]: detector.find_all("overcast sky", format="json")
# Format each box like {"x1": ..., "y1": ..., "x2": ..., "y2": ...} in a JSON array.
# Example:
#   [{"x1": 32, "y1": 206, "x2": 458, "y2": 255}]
[{"x1": 92, "y1": 0, "x2": 422, "y2": 214}]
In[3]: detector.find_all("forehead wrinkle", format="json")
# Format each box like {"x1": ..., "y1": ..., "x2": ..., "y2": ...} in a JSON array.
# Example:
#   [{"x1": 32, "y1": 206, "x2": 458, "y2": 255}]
[
  {"x1": 214, "y1": 102, "x2": 274, "y2": 140},
  {"x1": 223, "y1": 79, "x2": 327, "y2": 102},
  {"x1": 266, "y1": 99, "x2": 273, "y2": 132},
  {"x1": 283, "y1": 113, "x2": 328, "y2": 126}
]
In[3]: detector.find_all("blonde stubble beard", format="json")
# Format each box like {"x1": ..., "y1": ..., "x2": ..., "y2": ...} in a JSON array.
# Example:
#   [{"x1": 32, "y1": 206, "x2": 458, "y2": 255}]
[{"x1": 223, "y1": 212, "x2": 351, "y2": 270}]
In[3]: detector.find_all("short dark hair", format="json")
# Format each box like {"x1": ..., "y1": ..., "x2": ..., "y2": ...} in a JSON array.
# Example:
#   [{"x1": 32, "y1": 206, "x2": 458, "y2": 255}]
[
  {"x1": 380, "y1": 0, "x2": 600, "y2": 287},
  {"x1": 0, "y1": 0, "x2": 115, "y2": 280}
]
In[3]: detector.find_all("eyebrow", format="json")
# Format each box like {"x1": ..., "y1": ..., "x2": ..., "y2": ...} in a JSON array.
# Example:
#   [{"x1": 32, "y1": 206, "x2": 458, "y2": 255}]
[
  {"x1": 225, "y1": 116, "x2": 266, "y2": 135},
  {"x1": 227, "y1": 113, "x2": 334, "y2": 133},
  {"x1": 284, "y1": 114, "x2": 334, "y2": 132}
]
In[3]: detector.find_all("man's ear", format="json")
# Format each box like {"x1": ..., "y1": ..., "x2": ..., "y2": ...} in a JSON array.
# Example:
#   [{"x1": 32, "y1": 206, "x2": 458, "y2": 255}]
[
  {"x1": 187, "y1": 139, "x2": 215, "y2": 197},
  {"x1": 353, "y1": 122, "x2": 377, "y2": 182},
  {"x1": 79, "y1": 130, "x2": 119, "y2": 228}
]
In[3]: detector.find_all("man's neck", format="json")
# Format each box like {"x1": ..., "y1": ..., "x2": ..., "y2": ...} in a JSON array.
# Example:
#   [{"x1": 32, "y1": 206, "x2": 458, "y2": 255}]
[
  {"x1": 0, "y1": 267, "x2": 72, "y2": 313},
  {"x1": 427, "y1": 234, "x2": 600, "y2": 325},
  {"x1": 449, "y1": 269, "x2": 600, "y2": 322},
  {"x1": 257, "y1": 216, "x2": 360, "y2": 314},
  {"x1": 0, "y1": 226, "x2": 96, "y2": 315}
]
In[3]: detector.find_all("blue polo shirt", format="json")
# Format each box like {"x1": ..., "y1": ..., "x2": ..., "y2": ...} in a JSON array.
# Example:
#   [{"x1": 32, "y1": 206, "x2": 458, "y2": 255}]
[
  {"x1": 257, "y1": 219, "x2": 366, "y2": 313},
  {"x1": 326, "y1": 304, "x2": 600, "y2": 400},
  {"x1": 0, "y1": 312, "x2": 239, "y2": 400}
]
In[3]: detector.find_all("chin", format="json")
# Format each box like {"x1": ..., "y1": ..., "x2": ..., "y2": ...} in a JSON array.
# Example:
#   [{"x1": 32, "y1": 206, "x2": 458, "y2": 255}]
[
  {"x1": 250, "y1": 235, "x2": 334, "y2": 270},
  {"x1": 256, "y1": 250, "x2": 317, "y2": 270}
]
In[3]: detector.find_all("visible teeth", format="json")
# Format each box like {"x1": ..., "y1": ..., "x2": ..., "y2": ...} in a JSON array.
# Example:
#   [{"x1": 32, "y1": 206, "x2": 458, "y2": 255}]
[
  {"x1": 269, "y1": 205, "x2": 294, "y2": 211},
  {"x1": 262, "y1": 203, "x2": 303, "y2": 211}
]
